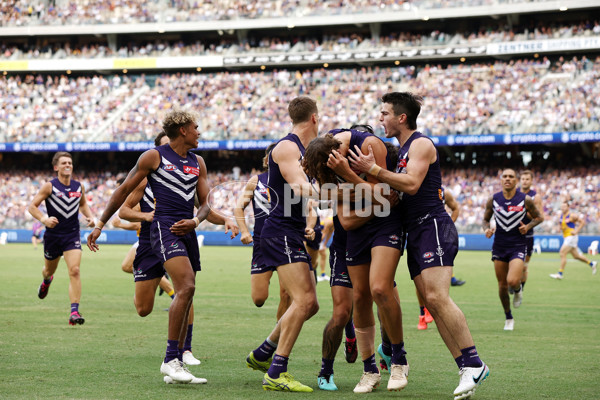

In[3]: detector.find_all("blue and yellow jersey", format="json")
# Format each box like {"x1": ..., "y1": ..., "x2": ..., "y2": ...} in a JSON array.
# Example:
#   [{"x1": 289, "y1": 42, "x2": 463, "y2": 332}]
[{"x1": 561, "y1": 213, "x2": 576, "y2": 238}]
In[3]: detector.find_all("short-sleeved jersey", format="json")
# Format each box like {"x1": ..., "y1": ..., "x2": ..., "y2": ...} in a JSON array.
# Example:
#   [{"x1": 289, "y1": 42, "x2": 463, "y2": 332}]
[
  {"x1": 492, "y1": 190, "x2": 528, "y2": 246},
  {"x1": 520, "y1": 189, "x2": 537, "y2": 238},
  {"x1": 396, "y1": 131, "x2": 447, "y2": 228},
  {"x1": 262, "y1": 133, "x2": 307, "y2": 237},
  {"x1": 148, "y1": 144, "x2": 199, "y2": 220},
  {"x1": 138, "y1": 184, "x2": 155, "y2": 245},
  {"x1": 44, "y1": 178, "x2": 82, "y2": 234},
  {"x1": 561, "y1": 213, "x2": 576, "y2": 238},
  {"x1": 252, "y1": 172, "x2": 270, "y2": 238}
]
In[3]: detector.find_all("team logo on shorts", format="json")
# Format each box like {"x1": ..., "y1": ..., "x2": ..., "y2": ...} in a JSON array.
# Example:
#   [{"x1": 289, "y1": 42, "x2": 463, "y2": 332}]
[
  {"x1": 170, "y1": 242, "x2": 179, "y2": 248},
  {"x1": 423, "y1": 252, "x2": 434, "y2": 259},
  {"x1": 436, "y1": 246, "x2": 445, "y2": 257},
  {"x1": 390, "y1": 235, "x2": 399, "y2": 241},
  {"x1": 284, "y1": 245, "x2": 292, "y2": 256},
  {"x1": 74, "y1": 240, "x2": 81, "y2": 247},
  {"x1": 518, "y1": 252, "x2": 525, "y2": 258}
]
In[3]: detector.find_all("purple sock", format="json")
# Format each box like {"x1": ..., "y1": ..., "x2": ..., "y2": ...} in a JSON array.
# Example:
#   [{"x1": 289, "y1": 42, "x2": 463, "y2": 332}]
[
  {"x1": 381, "y1": 339, "x2": 392, "y2": 357},
  {"x1": 461, "y1": 346, "x2": 483, "y2": 368},
  {"x1": 70, "y1": 303, "x2": 79, "y2": 313},
  {"x1": 455, "y1": 355, "x2": 462, "y2": 368},
  {"x1": 505, "y1": 310, "x2": 513, "y2": 320},
  {"x1": 419, "y1": 306, "x2": 425, "y2": 316},
  {"x1": 253, "y1": 338, "x2": 276, "y2": 362},
  {"x1": 164, "y1": 340, "x2": 179, "y2": 363},
  {"x1": 320, "y1": 358, "x2": 334, "y2": 376},
  {"x1": 391, "y1": 342, "x2": 407, "y2": 365},
  {"x1": 267, "y1": 354, "x2": 288, "y2": 379},
  {"x1": 363, "y1": 354, "x2": 379, "y2": 374},
  {"x1": 183, "y1": 324, "x2": 193, "y2": 352},
  {"x1": 345, "y1": 319, "x2": 356, "y2": 340}
]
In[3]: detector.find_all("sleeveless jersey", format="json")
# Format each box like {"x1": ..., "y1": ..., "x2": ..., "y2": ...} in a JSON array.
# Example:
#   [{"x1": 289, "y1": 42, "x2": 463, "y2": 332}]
[
  {"x1": 520, "y1": 189, "x2": 536, "y2": 238},
  {"x1": 561, "y1": 213, "x2": 576, "y2": 238},
  {"x1": 148, "y1": 144, "x2": 199, "y2": 220},
  {"x1": 138, "y1": 183, "x2": 155, "y2": 245},
  {"x1": 252, "y1": 172, "x2": 270, "y2": 238},
  {"x1": 331, "y1": 215, "x2": 347, "y2": 249},
  {"x1": 397, "y1": 131, "x2": 446, "y2": 227},
  {"x1": 492, "y1": 190, "x2": 528, "y2": 246},
  {"x1": 262, "y1": 133, "x2": 308, "y2": 237},
  {"x1": 44, "y1": 178, "x2": 82, "y2": 234}
]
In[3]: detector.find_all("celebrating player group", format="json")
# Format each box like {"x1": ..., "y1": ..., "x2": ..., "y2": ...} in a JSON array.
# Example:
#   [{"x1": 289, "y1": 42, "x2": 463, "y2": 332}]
[{"x1": 31, "y1": 92, "x2": 498, "y2": 399}]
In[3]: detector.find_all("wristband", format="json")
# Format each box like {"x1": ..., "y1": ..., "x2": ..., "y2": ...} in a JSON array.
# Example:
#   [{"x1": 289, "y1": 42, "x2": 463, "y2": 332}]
[
  {"x1": 41, "y1": 215, "x2": 48, "y2": 224},
  {"x1": 93, "y1": 226, "x2": 102, "y2": 232},
  {"x1": 368, "y1": 164, "x2": 382, "y2": 177},
  {"x1": 96, "y1": 220, "x2": 105, "y2": 230},
  {"x1": 193, "y1": 217, "x2": 200, "y2": 227}
]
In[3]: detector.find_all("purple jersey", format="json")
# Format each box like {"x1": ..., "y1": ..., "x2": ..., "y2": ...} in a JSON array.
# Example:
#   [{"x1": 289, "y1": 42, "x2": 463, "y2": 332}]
[
  {"x1": 492, "y1": 190, "x2": 528, "y2": 247},
  {"x1": 44, "y1": 178, "x2": 82, "y2": 235},
  {"x1": 331, "y1": 215, "x2": 347, "y2": 249},
  {"x1": 251, "y1": 172, "x2": 270, "y2": 238},
  {"x1": 148, "y1": 144, "x2": 199, "y2": 220},
  {"x1": 138, "y1": 184, "x2": 155, "y2": 245},
  {"x1": 520, "y1": 188, "x2": 536, "y2": 238},
  {"x1": 396, "y1": 132, "x2": 447, "y2": 228},
  {"x1": 262, "y1": 133, "x2": 307, "y2": 237}
]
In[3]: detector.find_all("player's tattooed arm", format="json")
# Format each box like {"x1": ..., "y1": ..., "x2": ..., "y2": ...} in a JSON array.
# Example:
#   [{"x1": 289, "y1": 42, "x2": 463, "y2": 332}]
[{"x1": 520, "y1": 195, "x2": 544, "y2": 235}]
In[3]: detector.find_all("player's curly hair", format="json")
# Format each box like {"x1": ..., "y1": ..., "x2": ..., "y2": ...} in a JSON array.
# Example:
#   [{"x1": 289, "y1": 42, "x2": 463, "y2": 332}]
[
  {"x1": 302, "y1": 134, "x2": 342, "y2": 186},
  {"x1": 162, "y1": 109, "x2": 199, "y2": 139}
]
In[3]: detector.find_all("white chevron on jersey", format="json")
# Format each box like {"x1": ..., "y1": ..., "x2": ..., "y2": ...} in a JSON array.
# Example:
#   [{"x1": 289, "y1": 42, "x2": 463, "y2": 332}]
[
  {"x1": 493, "y1": 199, "x2": 526, "y2": 232},
  {"x1": 150, "y1": 172, "x2": 196, "y2": 202},
  {"x1": 254, "y1": 180, "x2": 270, "y2": 216},
  {"x1": 47, "y1": 186, "x2": 80, "y2": 219},
  {"x1": 160, "y1": 156, "x2": 198, "y2": 182},
  {"x1": 142, "y1": 186, "x2": 155, "y2": 210}
]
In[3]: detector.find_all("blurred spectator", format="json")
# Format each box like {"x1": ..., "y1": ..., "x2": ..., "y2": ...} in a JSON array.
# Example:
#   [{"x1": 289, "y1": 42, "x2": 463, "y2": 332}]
[
  {"x1": 1, "y1": 55, "x2": 599, "y2": 142},
  {"x1": 1, "y1": 167, "x2": 598, "y2": 235}
]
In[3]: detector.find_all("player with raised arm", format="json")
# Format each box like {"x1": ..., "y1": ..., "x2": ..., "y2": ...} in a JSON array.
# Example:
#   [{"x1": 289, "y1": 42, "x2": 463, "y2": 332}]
[
  {"x1": 307, "y1": 124, "x2": 407, "y2": 393},
  {"x1": 87, "y1": 110, "x2": 237, "y2": 384},
  {"x1": 350, "y1": 92, "x2": 489, "y2": 400},
  {"x1": 245, "y1": 96, "x2": 319, "y2": 392},
  {"x1": 28, "y1": 152, "x2": 95, "y2": 325},
  {"x1": 483, "y1": 168, "x2": 543, "y2": 331}
]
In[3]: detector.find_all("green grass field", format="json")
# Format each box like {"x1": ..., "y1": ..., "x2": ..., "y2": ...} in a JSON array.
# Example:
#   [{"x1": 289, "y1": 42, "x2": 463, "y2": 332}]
[{"x1": 0, "y1": 243, "x2": 598, "y2": 399}]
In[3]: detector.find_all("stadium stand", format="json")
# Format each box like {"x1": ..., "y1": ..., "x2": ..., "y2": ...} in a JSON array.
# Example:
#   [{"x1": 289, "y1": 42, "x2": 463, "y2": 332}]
[
  {"x1": 0, "y1": 0, "x2": 598, "y2": 240},
  {"x1": 0, "y1": 0, "x2": 566, "y2": 26},
  {"x1": 1, "y1": 55, "x2": 599, "y2": 142},
  {"x1": 2, "y1": 167, "x2": 598, "y2": 234}
]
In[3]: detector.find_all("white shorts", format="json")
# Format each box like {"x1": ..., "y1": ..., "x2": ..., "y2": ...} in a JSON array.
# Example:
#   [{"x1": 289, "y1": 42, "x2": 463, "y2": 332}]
[{"x1": 562, "y1": 235, "x2": 580, "y2": 251}]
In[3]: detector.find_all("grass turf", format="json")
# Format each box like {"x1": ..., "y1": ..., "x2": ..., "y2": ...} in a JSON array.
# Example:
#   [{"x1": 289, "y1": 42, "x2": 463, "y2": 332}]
[{"x1": 0, "y1": 243, "x2": 598, "y2": 399}]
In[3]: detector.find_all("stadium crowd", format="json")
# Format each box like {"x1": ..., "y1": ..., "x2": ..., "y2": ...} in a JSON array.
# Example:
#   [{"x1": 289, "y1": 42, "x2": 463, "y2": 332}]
[
  {"x1": 2, "y1": 20, "x2": 598, "y2": 60},
  {"x1": 1, "y1": 0, "x2": 555, "y2": 27},
  {"x1": 2, "y1": 166, "x2": 598, "y2": 235},
  {"x1": 0, "y1": 74, "x2": 146, "y2": 143},
  {"x1": 1, "y1": 55, "x2": 599, "y2": 143}
]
